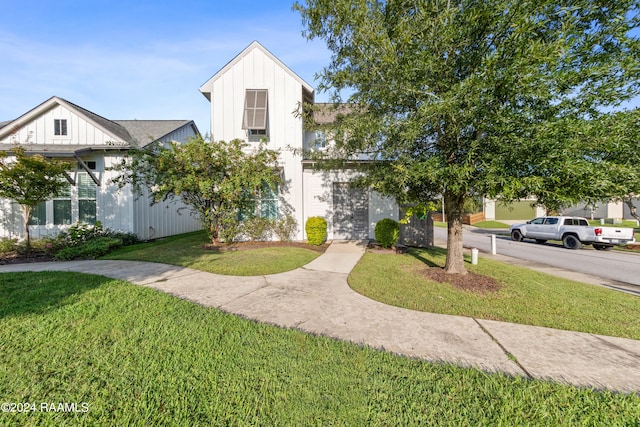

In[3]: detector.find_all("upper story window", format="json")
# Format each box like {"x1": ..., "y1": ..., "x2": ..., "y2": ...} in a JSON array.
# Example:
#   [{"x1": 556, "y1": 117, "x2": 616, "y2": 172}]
[
  {"x1": 54, "y1": 119, "x2": 68, "y2": 136},
  {"x1": 242, "y1": 89, "x2": 268, "y2": 140}
]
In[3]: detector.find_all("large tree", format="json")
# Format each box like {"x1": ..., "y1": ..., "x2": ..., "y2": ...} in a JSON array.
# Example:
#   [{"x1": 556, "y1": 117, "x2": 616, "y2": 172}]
[
  {"x1": 296, "y1": 0, "x2": 640, "y2": 273},
  {"x1": 0, "y1": 146, "x2": 72, "y2": 247},
  {"x1": 114, "y1": 136, "x2": 280, "y2": 244}
]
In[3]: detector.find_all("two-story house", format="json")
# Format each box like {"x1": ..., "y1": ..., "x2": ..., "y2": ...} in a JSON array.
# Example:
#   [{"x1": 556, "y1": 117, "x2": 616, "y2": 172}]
[
  {"x1": 0, "y1": 96, "x2": 202, "y2": 241},
  {"x1": 199, "y1": 41, "x2": 399, "y2": 241}
]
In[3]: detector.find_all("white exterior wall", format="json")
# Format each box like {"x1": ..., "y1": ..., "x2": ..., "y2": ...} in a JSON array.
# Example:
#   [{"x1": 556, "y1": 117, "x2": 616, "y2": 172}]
[
  {"x1": 302, "y1": 168, "x2": 397, "y2": 240},
  {"x1": 0, "y1": 104, "x2": 122, "y2": 147},
  {"x1": 207, "y1": 46, "x2": 307, "y2": 240}
]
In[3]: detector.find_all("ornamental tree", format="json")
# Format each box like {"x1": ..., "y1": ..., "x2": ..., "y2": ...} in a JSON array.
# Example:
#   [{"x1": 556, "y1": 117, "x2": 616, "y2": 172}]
[
  {"x1": 0, "y1": 146, "x2": 72, "y2": 247},
  {"x1": 296, "y1": 0, "x2": 640, "y2": 273},
  {"x1": 113, "y1": 136, "x2": 280, "y2": 244}
]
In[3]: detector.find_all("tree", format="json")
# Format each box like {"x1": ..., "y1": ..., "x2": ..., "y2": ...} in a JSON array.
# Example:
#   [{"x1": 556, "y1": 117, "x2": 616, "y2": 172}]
[
  {"x1": 296, "y1": 0, "x2": 640, "y2": 273},
  {"x1": 0, "y1": 146, "x2": 72, "y2": 247},
  {"x1": 113, "y1": 136, "x2": 281, "y2": 244}
]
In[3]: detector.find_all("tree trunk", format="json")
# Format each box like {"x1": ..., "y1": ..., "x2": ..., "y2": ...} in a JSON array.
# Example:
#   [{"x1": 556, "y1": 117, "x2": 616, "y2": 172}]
[
  {"x1": 21, "y1": 205, "x2": 31, "y2": 249},
  {"x1": 443, "y1": 194, "x2": 467, "y2": 275},
  {"x1": 624, "y1": 197, "x2": 640, "y2": 223}
]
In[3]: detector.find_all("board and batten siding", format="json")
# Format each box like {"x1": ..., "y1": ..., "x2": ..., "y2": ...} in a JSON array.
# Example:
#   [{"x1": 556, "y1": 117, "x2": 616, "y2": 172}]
[
  {"x1": 302, "y1": 168, "x2": 398, "y2": 240},
  {"x1": 0, "y1": 104, "x2": 125, "y2": 146}
]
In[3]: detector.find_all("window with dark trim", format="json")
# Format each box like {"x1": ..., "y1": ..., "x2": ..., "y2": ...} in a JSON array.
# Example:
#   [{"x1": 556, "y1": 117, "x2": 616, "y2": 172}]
[
  {"x1": 54, "y1": 119, "x2": 68, "y2": 136},
  {"x1": 78, "y1": 173, "x2": 97, "y2": 224},
  {"x1": 242, "y1": 89, "x2": 268, "y2": 131},
  {"x1": 53, "y1": 185, "x2": 72, "y2": 225},
  {"x1": 28, "y1": 202, "x2": 47, "y2": 225}
]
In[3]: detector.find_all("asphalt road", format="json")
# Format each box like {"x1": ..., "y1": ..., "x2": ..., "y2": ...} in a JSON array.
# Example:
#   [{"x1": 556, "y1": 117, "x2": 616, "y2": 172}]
[{"x1": 433, "y1": 227, "x2": 640, "y2": 286}]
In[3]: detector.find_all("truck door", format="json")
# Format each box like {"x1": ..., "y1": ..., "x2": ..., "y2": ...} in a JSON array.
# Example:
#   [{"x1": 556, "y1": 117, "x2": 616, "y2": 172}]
[{"x1": 539, "y1": 217, "x2": 560, "y2": 239}]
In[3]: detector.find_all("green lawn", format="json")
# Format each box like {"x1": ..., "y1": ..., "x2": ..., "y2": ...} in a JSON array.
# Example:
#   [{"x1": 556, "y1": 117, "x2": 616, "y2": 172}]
[
  {"x1": 1, "y1": 271, "x2": 639, "y2": 425},
  {"x1": 471, "y1": 220, "x2": 511, "y2": 229},
  {"x1": 101, "y1": 230, "x2": 322, "y2": 275},
  {"x1": 349, "y1": 247, "x2": 640, "y2": 340}
]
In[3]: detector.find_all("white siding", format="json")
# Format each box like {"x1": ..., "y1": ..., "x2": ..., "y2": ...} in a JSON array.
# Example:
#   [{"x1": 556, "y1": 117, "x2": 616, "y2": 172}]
[
  {"x1": 0, "y1": 104, "x2": 124, "y2": 147},
  {"x1": 303, "y1": 168, "x2": 397, "y2": 240}
]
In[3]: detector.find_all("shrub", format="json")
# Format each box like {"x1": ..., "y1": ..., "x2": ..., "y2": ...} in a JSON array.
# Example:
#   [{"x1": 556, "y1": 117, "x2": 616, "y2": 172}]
[
  {"x1": 0, "y1": 237, "x2": 17, "y2": 254},
  {"x1": 273, "y1": 215, "x2": 298, "y2": 242},
  {"x1": 54, "y1": 237, "x2": 123, "y2": 261},
  {"x1": 242, "y1": 217, "x2": 274, "y2": 242},
  {"x1": 58, "y1": 222, "x2": 104, "y2": 246},
  {"x1": 375, "y1": 218, "x2": 400, "y2": 248},
  {"x1": 305, "y1": 216, "x2": 327, "y2": 245}
]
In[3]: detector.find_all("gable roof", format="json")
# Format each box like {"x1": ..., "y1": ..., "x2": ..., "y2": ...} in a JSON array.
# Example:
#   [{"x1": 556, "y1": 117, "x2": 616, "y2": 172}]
[
  {"x1": 0, "y1": 96, "x2": 199, "y2": 156},
  {"x1": 199, "y1": 41, "x2": 314, "y2": 101},
  {"x1": 115, "y1": 120, "x2": 199, "y2": 147},
  {"x1": 0, "y1": 96, "x2": 132, "y2": 144}
]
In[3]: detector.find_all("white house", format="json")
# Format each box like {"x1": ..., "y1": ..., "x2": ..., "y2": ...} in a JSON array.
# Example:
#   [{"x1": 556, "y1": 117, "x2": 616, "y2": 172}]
[
  {"x1": 199, "y1": 41, "x2": 399, "y2": 240},
  {"x1": 0, "y1": 96, "x2": 202, "y2": 241}
]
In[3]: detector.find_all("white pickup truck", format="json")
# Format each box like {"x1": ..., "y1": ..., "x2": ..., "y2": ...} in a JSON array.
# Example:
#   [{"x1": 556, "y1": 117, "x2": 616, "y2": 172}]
[{"x1": 509, "y1": 216, "x2": 636, "y2": 250}]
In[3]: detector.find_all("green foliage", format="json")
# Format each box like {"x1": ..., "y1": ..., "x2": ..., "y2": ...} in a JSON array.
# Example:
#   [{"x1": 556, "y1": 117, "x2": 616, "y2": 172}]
[
  {"x1": 296, "y1": 0, "x2": 640, "y2": 273},
  {"x1": 112, "y1": 136, "x2": 280, "y2": 244},
  {"x1": 241, "y1": 217, "x2": 274, "y2": 241},
  {"x1": 374, "y1": 218, "x2": 399, "y2": 248},
  {"x1": 273, "y1": 215, "x2": 298, "y2": 242},
  {"x1": 0, "y1": 237, "x2": 17, "y2": 254},
  {"x1": 57, "y1": 221, "x2": 104, "y2": 246},
  {"x1": 54, "y1": 237, "x2": 123, "y2": 261},
  {"x1": 0, "y1": 145, "x2": 73, "y2": 246},
  {"x1": 305, "y1": 216, "x2": 327, "y2": 245}
]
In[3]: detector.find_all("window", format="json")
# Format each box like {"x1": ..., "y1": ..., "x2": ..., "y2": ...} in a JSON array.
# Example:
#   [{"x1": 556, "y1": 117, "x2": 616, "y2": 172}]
[
  {"x1": 78, "y1": 173, "x2": 97, "y2": 224},
  {"x1": 28, "y1": 202, "x2": 47, "y2": 225},
  {"x1": 314, "y1": 130, "x2": 327, "y2": 149},
  {"x1": 54, "y1": 119, "x2": 68, "y2": 136},
  {"x1": 543, "y1": 218, "x2": 558, "y2": 225},
  {"x1": 237, "y1": 182, "x2": 279, "y2": 221},
  {"x1": 242, "y1": 89, "x2": 268, "y2": 132},
  {"x1": 260, "y1": 182, "x2": 278, "y2": 220},
  {"x1": 53, "y1": 185, "x2": 72, "y2": 225}
]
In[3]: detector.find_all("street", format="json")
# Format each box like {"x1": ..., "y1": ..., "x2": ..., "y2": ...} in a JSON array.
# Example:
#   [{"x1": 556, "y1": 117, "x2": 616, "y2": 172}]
[{"x1": 433, "y1": 227, "x2": 640, "y2": 286}]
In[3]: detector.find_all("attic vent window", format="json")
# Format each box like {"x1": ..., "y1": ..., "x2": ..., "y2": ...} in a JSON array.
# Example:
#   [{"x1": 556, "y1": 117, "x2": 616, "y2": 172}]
[
  {"x1": 54, "y1": 119, "x2": 68, "y2": 136},
  {"x1": 242, "y1": 89, "x2": 268, "y2": 131}
]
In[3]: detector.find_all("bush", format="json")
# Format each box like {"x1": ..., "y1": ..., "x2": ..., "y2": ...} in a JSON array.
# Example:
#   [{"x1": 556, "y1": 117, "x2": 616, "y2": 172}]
[
  {"x1": 58, "y1": 222, "x2": 104, "y2": 246},
  {"x1": 54, "y1": 237, "x2": 123, "y2": 261},
  {"x1": 273, "y1": 215, "x2": 298, "y2": 241},
  {"x1": 242, "y1": 217, "x2": 273, "y2": 241},
  {"x1": 375, "y1": 218, "x2": 400, "y2": 248},
  {"x1": 305, "y1": 216, "x2": 327, "y2": 245},
  {"x1": 0, "y1": 237, "x2": 17, "y2": 254}
]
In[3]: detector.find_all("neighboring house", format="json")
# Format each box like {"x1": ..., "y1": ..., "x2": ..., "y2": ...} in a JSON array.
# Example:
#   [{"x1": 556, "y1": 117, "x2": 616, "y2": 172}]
[
  {"x1": 199, "y1": 41, "x2": 398, "y2": 240},
  {"x1": 0, "y1": 96, "x2": 202, "y2": 240}
]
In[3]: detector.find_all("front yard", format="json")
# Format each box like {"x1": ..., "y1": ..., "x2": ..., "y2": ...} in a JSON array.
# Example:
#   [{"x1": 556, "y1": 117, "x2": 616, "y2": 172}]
[
  {"x1": 1, "y1": 271, "x2": 639, "y2": 425},
  {"x1": 100, "y1": 230, "x2": 325, "y2": 275},
  {"x1": 349, "y1": 247, "x2": 640, "y2": 340}
]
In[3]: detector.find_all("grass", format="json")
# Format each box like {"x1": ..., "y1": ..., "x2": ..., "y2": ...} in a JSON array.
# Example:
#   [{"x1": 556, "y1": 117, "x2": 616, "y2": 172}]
[
  {"x1": 1, "y1": 271, "x2": 639, "y2": 425},
  {"x1": 100, "y1": 230, "x2": 322, "y2": 276},
  {"x1": 471, "y1": 220, "x2": 511, "y2": 229},
  {"x1": 349, "y1": 247, "x2": 640, "y2": 340}
]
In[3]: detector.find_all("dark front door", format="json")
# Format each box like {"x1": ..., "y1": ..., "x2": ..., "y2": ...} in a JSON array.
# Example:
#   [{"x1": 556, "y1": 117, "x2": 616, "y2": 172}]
[{"x1": 332, "y1": 182, "x2": 369, "y2": 240}]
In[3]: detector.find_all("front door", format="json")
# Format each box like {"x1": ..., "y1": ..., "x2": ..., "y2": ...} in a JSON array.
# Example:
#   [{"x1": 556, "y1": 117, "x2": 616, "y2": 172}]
[{"x1": 332, "y1": 183, "x2": 369, "y2": 240}]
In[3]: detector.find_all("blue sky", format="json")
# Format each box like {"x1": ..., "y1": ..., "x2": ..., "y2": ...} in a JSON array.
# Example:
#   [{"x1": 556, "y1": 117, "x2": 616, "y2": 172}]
[{"x1": 0, "y1": 0, "x2": 331, "y2": 135}]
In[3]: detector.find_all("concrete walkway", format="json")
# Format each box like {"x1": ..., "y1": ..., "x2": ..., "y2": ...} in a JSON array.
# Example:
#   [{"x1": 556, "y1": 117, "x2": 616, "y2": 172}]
[{"x1": 2, "y1": 240, "x2": 640, "y2": 393}]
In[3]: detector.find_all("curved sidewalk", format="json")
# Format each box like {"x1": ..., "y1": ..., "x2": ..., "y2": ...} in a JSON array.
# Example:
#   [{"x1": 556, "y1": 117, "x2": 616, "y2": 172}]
[{"x1": 1, "y1": 240, "x2": 640, "y2": 393}]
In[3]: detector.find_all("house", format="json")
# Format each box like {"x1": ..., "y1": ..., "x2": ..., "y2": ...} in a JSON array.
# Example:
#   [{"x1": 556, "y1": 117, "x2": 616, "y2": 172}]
[
  {"x1": 0, "y1": 96, "x2": 202, "y2": 240},
  {"x1": 199, "y1": 41, "x2": 399, "y2": 241}
]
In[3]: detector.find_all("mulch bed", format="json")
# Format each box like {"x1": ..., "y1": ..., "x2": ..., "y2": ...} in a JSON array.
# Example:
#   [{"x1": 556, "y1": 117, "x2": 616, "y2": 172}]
[
  {"x1": 420, "y1": 267, "x2": 503, "y2": 294},
  {"x1": 202, "y1": 241, "x2": 330, "y2": 253},
  {"x1": 624, "y1": 244, "x2": 640, "y2": 252},
  {"x1": 0, "y1": 252, "x2": 55, "y2": 265}
]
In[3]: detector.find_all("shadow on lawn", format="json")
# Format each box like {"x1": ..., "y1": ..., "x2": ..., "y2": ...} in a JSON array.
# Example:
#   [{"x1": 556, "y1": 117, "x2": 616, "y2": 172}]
[
  {"x1": 0, "y1": 272, "x2": 111, "y2": 319},
  {"x1": 406, "y1": 247, "x2": 447, "y2": 268}
]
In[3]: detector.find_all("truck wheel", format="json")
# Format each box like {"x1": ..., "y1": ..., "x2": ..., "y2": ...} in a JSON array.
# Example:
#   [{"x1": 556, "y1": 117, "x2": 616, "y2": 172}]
[
  {"x1": 593, "y1": 244, "x2": 613, "y2": 251},
  {"x1": 511, "y1": 230, "x2": 523, "y2": 242},
  {"x1": 535, "y1": 239, "x2": 547, "y2": 244},
  {"x1": 562, "y1": 234, "x2": 582, "y2": 250}
]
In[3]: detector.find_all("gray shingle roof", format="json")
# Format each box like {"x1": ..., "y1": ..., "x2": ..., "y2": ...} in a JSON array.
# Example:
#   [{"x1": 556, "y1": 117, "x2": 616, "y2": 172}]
[{"x1": 115, "y1": 120, "x2": 193, "y2": 147}]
